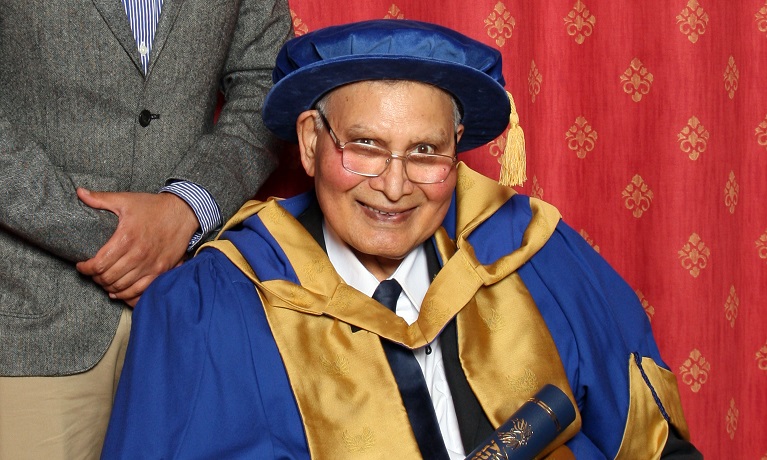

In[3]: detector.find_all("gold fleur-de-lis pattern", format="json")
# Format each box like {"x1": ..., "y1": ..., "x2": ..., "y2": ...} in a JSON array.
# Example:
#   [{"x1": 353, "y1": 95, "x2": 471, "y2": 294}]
[
  {"x1": 678, "y1": 233, "x2": 710, "y2": 278},
  {"x1": 564, "y1": 1, "x2": 596, "y2": 45},
  {"x1": 278, "y1": 2, "x2": 767, "y2": 456},
  {"x1": 678, "y1": 116, "x2": 709, "y2": 161},
  {"x1": 384, "y1": 4, "x2": 404, "y2": 20},
  {"x1": 484, "y1": 2, "x2": 515, "y2": 47},
  {"x1": 676, "y1": 0, "x2": 709, "y2": 43},
  {"x1": 679, "y1": 349, "x2": 710, "y2": 393},
  {"x1": 566, "y1": 116, "x2": 597, "y2": 159},
  {"x1": 528, "y1": 60, "x2": 542, "y2": 103},
  {"x1": 622, "y1": 174, "x2": 653, "y2": 218},
  {"x1": 620, "y1": 58, "x2": 653, "y2": 102},
  {"x1": 488, "y1": 134, "x2": 506, "y2": 163}
]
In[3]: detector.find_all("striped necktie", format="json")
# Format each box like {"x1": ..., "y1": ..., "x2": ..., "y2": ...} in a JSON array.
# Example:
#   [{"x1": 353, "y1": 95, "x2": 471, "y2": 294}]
[{"x1": 122, "y1": 0, "x2": 163, "y2": 74}]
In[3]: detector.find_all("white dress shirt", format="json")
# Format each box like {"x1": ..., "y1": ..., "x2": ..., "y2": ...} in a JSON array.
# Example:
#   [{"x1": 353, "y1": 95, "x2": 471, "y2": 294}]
[{"x1": 323, "y1": 221, "x2": 465, "y2": 459}]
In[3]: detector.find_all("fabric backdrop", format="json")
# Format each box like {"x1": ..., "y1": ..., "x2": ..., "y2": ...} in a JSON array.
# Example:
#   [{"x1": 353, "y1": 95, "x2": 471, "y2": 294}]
[{"x1": 256, "y1": 2, "x2": 767, "y2": 457}]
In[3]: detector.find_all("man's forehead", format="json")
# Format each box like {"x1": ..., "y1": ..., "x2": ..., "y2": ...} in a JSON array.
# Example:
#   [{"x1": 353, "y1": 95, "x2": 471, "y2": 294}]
[{"x1": 321, "y1": 80, "x2": 459, "y2": 132}]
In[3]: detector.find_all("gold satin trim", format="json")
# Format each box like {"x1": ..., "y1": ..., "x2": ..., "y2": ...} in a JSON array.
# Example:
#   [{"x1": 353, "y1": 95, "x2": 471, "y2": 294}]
[
  {"x1": 616, "y1": 356, "x2": 692, "y2": 460},
  {"x1": 201, "y1": 164, "x2": 580, "y2": 458},
  {"x1": 455, "y1": 272, "x2": 581, "y2": 458}
]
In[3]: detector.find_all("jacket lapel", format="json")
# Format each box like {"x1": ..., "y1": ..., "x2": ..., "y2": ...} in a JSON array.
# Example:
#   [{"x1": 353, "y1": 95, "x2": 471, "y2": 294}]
[
  {"x1": 90, "y1": 0, "x2": 143, "y2": 73},
  {"x1": 90, "y1": 0, "x2": 187, "y2": 77},
  {"x1": 147, "y1": 0, "x2": 186, "y2": 76}
]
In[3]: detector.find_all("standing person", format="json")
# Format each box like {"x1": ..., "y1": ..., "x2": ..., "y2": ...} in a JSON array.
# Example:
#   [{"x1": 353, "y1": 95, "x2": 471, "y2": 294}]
[
  {"x1": 0, "y1": 1, "x2": 292, "y2": 458},
  {"x1": 102, "y1": 19, "x2": 701, "y2": 459}
]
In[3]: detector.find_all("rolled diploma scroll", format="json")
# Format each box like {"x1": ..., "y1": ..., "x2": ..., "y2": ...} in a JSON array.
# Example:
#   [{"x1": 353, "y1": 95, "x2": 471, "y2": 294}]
[{"x1": 465, "y1": 384, "x2": 577, "y2": 460}]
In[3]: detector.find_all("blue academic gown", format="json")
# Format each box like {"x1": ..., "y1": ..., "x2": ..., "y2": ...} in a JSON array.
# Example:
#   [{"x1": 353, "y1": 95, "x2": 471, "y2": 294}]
[{"x1": 101, "y1": 191, "x2": 674, "y2": 459}]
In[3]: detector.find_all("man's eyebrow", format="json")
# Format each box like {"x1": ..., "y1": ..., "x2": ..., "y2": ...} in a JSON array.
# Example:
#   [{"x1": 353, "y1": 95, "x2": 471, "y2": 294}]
[
  {"x1": 406, "y1": 130, "x2": 454, "y2": 149},
  {"x1": 343, "y1": 124, "x2": 454, "y2": 146}
]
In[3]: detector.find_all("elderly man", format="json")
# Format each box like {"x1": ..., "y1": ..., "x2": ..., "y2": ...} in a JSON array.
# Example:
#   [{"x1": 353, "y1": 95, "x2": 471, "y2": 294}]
[{"x1": 102, "y1": 20, "x2": 700, "y2": 459}]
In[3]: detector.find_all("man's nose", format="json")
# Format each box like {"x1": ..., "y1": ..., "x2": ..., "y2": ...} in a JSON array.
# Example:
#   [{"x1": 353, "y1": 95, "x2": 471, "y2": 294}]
[{"x1": 373, "y1": 156, "x2": 413, "y2": 199}]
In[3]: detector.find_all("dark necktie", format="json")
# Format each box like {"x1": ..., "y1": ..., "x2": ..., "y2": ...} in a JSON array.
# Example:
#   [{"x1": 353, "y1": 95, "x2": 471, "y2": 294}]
[{"x1": 373, "y1": 279, "x2": 450, "y2": 460}]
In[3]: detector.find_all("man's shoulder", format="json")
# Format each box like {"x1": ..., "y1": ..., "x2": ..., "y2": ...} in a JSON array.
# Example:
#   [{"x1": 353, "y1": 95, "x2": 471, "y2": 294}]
[
  {"x1": 181, "y1": 246, "x2": 248, "y2": 276},
  {"x1": 140, "y1": 248, "x2": 257, "y2": 312},
  {"x1": 457, "y1": 191, "x2": 562, "y2": 269}
]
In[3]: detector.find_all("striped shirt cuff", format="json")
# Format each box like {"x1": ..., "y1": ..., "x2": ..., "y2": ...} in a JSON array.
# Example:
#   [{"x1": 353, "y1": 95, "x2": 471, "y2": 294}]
[{"x1": 160, "y1": 181, "x2": 222, "y2": 250}]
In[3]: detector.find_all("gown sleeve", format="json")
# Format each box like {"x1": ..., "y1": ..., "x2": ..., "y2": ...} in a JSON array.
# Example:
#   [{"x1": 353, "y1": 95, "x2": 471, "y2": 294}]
[
  {"x1": 101, "y1": 249, "x2": 309, "y2": 459},
  {"x1": 519, "y1": 216, "x2": 700, "y2": 458}
]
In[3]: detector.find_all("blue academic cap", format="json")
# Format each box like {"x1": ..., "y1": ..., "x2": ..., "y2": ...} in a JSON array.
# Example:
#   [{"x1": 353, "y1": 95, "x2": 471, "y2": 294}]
[{"x1": 262, "y1": 19, "x2": 511, "y2": 153}]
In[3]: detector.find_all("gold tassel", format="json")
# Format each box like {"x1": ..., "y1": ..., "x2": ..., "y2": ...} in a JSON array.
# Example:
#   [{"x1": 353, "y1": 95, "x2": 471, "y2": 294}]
[{"x1": 498, "y1": 90, "x2": 527, "y2": 187}]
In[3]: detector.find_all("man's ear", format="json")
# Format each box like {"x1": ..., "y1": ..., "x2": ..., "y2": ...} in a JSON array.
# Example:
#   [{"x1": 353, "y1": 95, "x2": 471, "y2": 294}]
[
  {"x1": 455, "y1": 123, "x2": 465, "y2": 147},
  {"x1": 296, "y1": 110, "x2": 319, "y2": 178}
]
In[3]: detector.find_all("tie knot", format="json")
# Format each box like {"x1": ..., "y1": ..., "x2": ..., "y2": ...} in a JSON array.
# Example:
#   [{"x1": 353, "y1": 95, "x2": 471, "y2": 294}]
[{"x1": 372, "y1": 279, "x2": 402, "y2": 312}]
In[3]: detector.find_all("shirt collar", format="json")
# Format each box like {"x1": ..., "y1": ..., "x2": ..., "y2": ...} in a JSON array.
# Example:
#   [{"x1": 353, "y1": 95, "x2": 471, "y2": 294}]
[{"x1": 322, "y1": 220, "x2": 431, "y2": 324}]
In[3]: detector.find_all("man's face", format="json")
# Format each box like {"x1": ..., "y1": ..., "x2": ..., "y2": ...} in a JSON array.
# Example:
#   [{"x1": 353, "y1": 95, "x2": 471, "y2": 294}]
[{"x1": 297, "y1": 80, "x2": 462, "y2": 278}]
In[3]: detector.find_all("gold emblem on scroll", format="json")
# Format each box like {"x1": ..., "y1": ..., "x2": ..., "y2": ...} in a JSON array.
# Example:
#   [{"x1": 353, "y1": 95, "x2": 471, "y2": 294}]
[{"x1": 468, "y1": 419, "x2": 533, "y2": 459}]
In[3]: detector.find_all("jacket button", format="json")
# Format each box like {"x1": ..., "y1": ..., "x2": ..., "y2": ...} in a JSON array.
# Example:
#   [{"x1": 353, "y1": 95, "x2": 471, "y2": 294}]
[
  {"x1": 138, "y1": 109, "x2": 152, "y2": 127},
  {"x1": 138, "y1": 109, "x2": 160, "y2": 127}
]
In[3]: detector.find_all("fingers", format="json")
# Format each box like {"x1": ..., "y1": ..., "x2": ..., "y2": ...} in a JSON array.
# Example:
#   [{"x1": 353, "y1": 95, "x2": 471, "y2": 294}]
[
  {"x1": 90, "y1": 261, "x2": 143, "y2": 294},
  {"x1": 77, "y1": 188, "x2": 121, "y2": 213},
  {"x1": 77, "y1": 191, "x2": 198, "y2": 303},
  {"x1": 109, "y1": 275, "x2": 156, "y2": 306},
  {"x1": 76, "y1": 188, "x2": 98, "y2": 207},
  {"x1": 76, "y1": 229, "x2": 132, "y2": 277},
  {"x1": 87, "y1": 244, "x2": 178, "y2": 293},
  {"x1": 76, "y1": 189, "x2": 131, "y2": 276}
]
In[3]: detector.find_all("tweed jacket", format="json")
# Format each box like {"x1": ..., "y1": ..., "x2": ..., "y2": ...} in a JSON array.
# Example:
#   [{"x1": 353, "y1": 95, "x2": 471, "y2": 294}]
[{"x1": 0, "y1": 0, "x2": 292, "y2": 375}]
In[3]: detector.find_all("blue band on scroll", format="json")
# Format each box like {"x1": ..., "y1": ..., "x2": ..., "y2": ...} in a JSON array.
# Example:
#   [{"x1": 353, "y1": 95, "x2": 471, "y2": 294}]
[{"x1": 465, "y1": 384, "x2": 576, "y2": 460}]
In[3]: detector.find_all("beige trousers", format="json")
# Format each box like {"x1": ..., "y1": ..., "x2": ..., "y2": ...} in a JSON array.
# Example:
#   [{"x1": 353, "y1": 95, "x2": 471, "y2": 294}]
[{"x1": 0, "y1": 307, "x2": 132, "y2": 460}]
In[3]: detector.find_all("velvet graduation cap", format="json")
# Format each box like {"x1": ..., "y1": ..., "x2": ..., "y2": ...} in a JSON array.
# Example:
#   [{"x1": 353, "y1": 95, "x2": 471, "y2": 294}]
[{"x1": 262, "y1": 19, "x2": 526, "y2": 186}]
